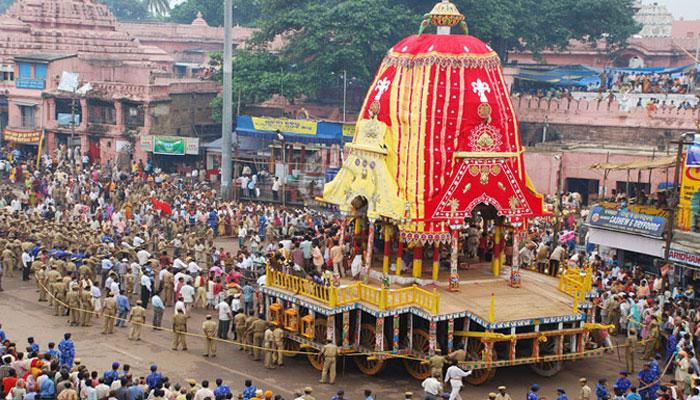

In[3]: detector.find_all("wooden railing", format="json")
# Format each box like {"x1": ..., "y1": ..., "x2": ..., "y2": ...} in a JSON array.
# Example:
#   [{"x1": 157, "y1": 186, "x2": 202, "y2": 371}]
[
  {"x1": 558, "y1": 266, "x2": 593, "y2": 312},
  {"x1": 266, "y1": 267, "x2": 440, "y2": 315}
]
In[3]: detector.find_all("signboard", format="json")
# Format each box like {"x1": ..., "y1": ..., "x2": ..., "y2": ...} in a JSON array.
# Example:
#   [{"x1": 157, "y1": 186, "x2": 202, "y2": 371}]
[
  {"x1": 342, "y1": 124, "x2": 356, "y2": 138},
  {"x1": 57, "y1": 71, "x2": 79, "y2": 93},
  {"x1": 668, "y1": 248, "x2": 700, "y2": 269},
  {"x1": 140, "y1": 135, "x2": 153, "y2": 152},
  {"x1": 141, "y1": 135, "x2": 199, "y2": 155},
  {"x1": 3, "y1": 128, "x2": 42, "y2": 144},
  {"x1": 251, "y1": 117, "x2": 317, "y2": 135},
  {"x1": 153, "y1": 137, "x2": 185, "y2": 155},
  {"x1": 686, "y1": 144, "x2": 700, "y2": 168},
  {"x1": 15, "y1": 79, "x2": 45, "y2": 90},
  {"x1": 678, "y1": 158, "x2": 700, "y2": 231},
  {"x1": 587, "y1": 205, "x2": 666, "y2": 238}
]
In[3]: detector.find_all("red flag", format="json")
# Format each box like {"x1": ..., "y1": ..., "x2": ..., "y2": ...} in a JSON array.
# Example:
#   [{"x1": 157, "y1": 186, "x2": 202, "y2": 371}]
[{"x1": 150, "y1": 197, "x2": 172, "y2": 216}]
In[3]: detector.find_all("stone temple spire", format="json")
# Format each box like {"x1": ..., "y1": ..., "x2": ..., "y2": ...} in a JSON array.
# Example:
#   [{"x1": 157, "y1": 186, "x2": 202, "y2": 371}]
[{"x1": 191, "y1": 11, "x2": 209, "y2": 27}]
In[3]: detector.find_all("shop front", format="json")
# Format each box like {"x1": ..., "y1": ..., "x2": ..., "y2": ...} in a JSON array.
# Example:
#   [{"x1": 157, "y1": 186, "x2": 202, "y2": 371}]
[
  {"x1": 140, "y1": 135, "x2": 201, "y2": 173},
  {"x1": 2, "y1": 128, "x2": 44, "y2": 163},
  {"x1": 586, "y1": 204, "x2": 666, "y2": 274}
]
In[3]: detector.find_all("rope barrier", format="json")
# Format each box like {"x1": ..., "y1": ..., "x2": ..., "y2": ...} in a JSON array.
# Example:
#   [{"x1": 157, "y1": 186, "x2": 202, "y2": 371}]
[{"x1": 33, "y1": 274, "x2": 644, "y2": 369}]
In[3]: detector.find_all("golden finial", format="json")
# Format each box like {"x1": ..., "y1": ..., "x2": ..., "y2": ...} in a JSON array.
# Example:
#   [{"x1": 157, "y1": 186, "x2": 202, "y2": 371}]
[{"x1": 429, "y1": 0, "x2": 464, "y2": 27}]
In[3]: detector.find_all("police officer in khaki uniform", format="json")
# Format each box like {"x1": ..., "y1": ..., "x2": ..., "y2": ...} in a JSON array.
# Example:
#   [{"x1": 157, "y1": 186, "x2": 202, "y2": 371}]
[
  {"x1": 251, "y1": 318, "x2": 267, "y2": 361},
  {"x1": 427, "y1": 348, "x2": 447, "y2": 378},
  {"x1": 66, "y1": 286, "x2": 81, "y2": 325},
  {"x1": 273, "y1": 324, "x2": 286, "y2": 366},
  {"x1": 579, "y1": 378, "x2": 592, "y2": 400},
  {"x1": 234, "y1": 312, "x2": 247, "y2": 350},
  {"x1": 80, "y1": 285, "x2": 93, "y2": 326},
  {"x1": 172, "y1": 309, "x2": 188, "y2": 351},
  {"x1": 319, "y1": 338, "x2": 338, "y2": 384},
  {"x1": 2, "y1": 246, "x2": 15, "y2": 278},
  {"x1": 53, "y1": 278, "x2": 67, "y2": 317},
  {"x1": 625, "y1": 328, "x2": 638, "y2": 373},
  {"x1": 244, "y1": 315, "x2": 257, "y2": 355},
  {"x1": 47, "y1": 268, "x2": 61, "y2": 306},
  {"x1": 128, "y1": 300, "x2": 146, "y2": 340},
  {"x1": 263, "y1": 324, "x2": 275, "y2": 369},
  {"x1": 202, "y1": 315, "x2": 218, "y2": 357},
  {"x1": 35, "y1": 265, "x2": 48, "y2": 302},
  {"x1": 102, "y1": 292, "x2": 118, "y2": 334}
]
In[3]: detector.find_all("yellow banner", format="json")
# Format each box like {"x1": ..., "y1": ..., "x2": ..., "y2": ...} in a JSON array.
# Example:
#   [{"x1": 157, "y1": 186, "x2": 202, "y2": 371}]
[
  {"x1": 342, "y1": 124, "x2": 356, "y2": 138},
  {"x1": 3, "y1": 128, "x2": 42, "y2": 144},
  {"x1": 678, "y1": 161, "x2": 700, "y2": 230},
  {"x1": 251, "y1": 117, "x2": 317, "y2": 135}
]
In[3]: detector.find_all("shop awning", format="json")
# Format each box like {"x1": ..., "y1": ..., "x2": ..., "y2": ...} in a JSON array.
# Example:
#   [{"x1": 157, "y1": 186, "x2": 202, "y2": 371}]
[
  {"x1": 588, "y1": 228, "x2": 665, "y2": 258},
  {"x1": 590, "y1": 155, "x2": 676, "y2": 171},
  {"x1": 236, "y1": 115, "x2": 349, "y2": 145}
]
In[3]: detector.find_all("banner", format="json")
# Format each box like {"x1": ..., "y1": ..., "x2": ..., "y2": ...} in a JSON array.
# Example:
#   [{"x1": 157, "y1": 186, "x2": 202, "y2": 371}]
[
  {"x1": 3, "y1": 128, "x2": 42, "y2": 144},
  {"x1": 251, "y1": 117, "x2": 317, "y2": 135},
  {"x1": 686, "y1": 144, "x2": 700, "y2": 168},
  {"x1": 668, "y1": 248, "x2": 700, "y2": 268},
  {"x1": 587, "y1": 205, "x2": 666, "y2": 238},
  {"x1": 153, "y1": 137, "x2": 185, "y2": 155},
  {"x1": 342, "y1": 124, "x2": 356, "y2": 138},
  {"x1": 678, "y1": 159, "x2": 700, "y2": 230}
]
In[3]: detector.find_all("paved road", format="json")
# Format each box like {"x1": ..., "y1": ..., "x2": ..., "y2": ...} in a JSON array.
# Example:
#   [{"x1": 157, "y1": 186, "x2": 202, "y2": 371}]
[{"x1": 0, "y1": 275, "x2": 632, "y2": 399}]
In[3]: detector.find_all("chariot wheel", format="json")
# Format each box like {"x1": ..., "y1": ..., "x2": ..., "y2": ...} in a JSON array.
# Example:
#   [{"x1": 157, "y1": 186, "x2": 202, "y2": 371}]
[
  {"x1": 401, "y1": 328, "x2": 431, "y2": 380},
  {"x1": 307, "y1": 318, "x2": 327, "y2": 371},
  {"x1": 465, "y1": 339, "x2": 496, "y2": 386},
  {"x1": 283, "y1": 337, "x2": 300, "y2": 358},
  {"x1": 530, "y1": 337, "x2": 563, "y2": 377},
  {"x1": 353, "y1": 323, "x2": 385, "y2": 376}
]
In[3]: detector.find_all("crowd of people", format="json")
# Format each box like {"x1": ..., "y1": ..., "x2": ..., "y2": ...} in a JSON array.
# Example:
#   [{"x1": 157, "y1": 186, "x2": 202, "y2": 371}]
[{"x1": 0, "y1": 143, "x2": 699, "y2": 399}]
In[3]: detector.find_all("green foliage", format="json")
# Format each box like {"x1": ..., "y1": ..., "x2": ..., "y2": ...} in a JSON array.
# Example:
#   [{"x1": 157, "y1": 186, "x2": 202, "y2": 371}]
[
  {"x1": 98, "y1": 0, "x2": 150, "y2": 21},
  {"x1": 170, "y1": 0, "x2": 262, "y2": 27},
  {"x1": 217, "y1": 0, "x2": 639, "y2": 109},
  {"x1": 144, "y1": 0, "x2": 170, "y2": 17}
]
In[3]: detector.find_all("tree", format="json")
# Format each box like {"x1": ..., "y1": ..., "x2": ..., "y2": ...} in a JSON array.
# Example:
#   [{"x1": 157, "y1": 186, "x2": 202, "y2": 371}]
[
  {"x1": 170, "y1": 0, "x2": 262, "y2": 27},
  {"x1": 98, "y1": 0, "x2": 150, "y2": 21},
  {"x1": 222, "y1": 0, "x2": 639, "y2": 107},
  {"x1": 0, "y1": 0, "x2": 14, "y2": 14},
  {"x1": 144, "y1": 0, "x2": 170, "y2": 17}
]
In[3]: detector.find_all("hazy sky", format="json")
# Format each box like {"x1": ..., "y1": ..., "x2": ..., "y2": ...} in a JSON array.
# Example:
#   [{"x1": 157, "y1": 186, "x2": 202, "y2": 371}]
[{"x1": 653, "y1": 0, "x2": 700, "y2": 20}]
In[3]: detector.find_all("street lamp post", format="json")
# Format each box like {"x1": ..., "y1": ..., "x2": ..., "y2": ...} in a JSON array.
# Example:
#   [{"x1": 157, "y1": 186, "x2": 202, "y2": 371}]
[
  {"x1": 276, "y1": 132, "x2": 287, "y2": 207},
  {"x1": 342, "y1": 70, "x2": 347, "y2": 123},
  {"x1": 220, "y1": 0, "x2": 234, "y2": 200}
]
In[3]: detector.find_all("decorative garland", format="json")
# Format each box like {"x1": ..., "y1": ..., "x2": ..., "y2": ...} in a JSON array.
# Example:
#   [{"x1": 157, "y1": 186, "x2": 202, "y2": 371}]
[{"x1": 383, "y1": 52, "x2": 501, "y2": 69}]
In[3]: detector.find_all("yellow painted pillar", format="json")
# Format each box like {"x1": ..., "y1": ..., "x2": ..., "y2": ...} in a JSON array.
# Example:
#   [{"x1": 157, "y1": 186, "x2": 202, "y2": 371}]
[
  {"x1": 382, "y1": 225, "x2": 391, "y2": 274},
  {"x1": 432, "y1": 244, "x2": 440, "y2": 281},
  {"x1": 354, "y1": 217, "x2": 362, "y2": 235},
  {"x1": 491, "y1": 224, "x2": 501, "y2": 277},
  {"x1": 396, "y1": 241, "x2": 404, "y2": 276},
  {"x1": 412, "y1": 246, "x2": 423, "y2": 278}
]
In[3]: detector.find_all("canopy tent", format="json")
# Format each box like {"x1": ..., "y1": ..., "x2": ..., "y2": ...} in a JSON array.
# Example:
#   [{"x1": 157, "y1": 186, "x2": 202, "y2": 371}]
[
  {"x1": 590, "y1": 155, "x2": 676, "y2": 171},
  {"x1": 515, "y1": 64, "x2": 698, "y2": 88}
]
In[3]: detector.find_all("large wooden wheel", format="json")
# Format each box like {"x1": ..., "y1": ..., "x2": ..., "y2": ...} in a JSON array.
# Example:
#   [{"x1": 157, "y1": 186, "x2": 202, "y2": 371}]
[
  {"x1": 530, "y1": 337, "x2": 563, "y2": 377},
  {"x1": 284, "y1": 337, "x2": 300, "y2": 358},
  {"x1": 402, "y1": 328, "x2": 431, "y2": 380},
  {"x1": 354, "y1": 323, "x2": 385, "y2": 376},
  {"x1": 307, "y1": 319, "x2": 327, "y2": 371},
  {"x1": 465, "y1": 339, "x2": 496, "y2": 386}
]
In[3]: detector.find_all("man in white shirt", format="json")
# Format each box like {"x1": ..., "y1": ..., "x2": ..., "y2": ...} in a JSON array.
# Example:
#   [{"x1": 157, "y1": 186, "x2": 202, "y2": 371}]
[
  {"x1": 193, "y1": 381, "x2": 214, "y2": 400},
  {"x1": 214, "y1": 299, "x2": 232, "y2": 339},
  {"x1": 140, "y1": 274, "x2": 152, "y2": 308},
  {"x1": 444, "y1": 363, "x2": 471, "y2": 400},
  {"x1": 136, "y1": 248, "x2": 151, "y2": 266},
  {"x1": 21, "y1": 250, "x2": 33, "y2": 281},
  {"x1": 187, "y1": 259, "x2": 202, "y2": 276},
  {"x1": 180, "y1": 282, "x2": 195, "y2": 311},
  {"x1": 173, "y1": 257, "x2": 187, "y2": 271},
  {"x1": 421, "y1": 372, "x2": 442, "y2": 400}
]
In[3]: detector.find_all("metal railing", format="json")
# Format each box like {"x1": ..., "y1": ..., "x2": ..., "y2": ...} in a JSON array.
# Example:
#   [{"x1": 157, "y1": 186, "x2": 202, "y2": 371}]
[{"x1": 266, "y1": 266, "x2": 440, "y2": 314}]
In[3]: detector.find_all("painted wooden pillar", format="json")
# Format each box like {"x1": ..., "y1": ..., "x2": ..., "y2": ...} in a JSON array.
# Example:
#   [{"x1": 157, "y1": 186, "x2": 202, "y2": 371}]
[
  {"x1": 339, "y1": 217, "x2": 347, "y2": 249},
  {"x1": 408, "y1": 313, "x2": 414, "y2": 351},
  {"x1": 355, "y1": 309, "x2": 362, "y2": 348},
  {"x1": 396, "y1": 240, "x2": 404, "y2": 276},
  {"x1": 432, "y1": 244, "x2": 440, "y2": 281},
  {"x1": 392, "y1": 314, "x2": 400, "y2": 352},
  {"x1": 354, "y1": 216, "x2": 362, "y2": 241},
  {"x1": 364, "y1": 219, "x2": 376, "y2": 276},
  {"x1": 412, "y1": 246, "x2": 423, "y2": 278},
  {"x1": 509, "y1": 327, "x2": 517, "y2": 362},
  {"x1": 449, "y1": 227, "x2": 460, "y2": 290},
  {"x1": 532, "y1": 323, "x2": 540, "y2": 361},
  {"x1": 492, "y1": 223, "x2": 502, "y2": 277},
  {"x1": 375, "y1": 316, "x2": 385, "y2": 353},
  {"x1": 428, "y1": 319, "x2": 437, "y2": 356},
  {"x1": 327, "y1": 314, "x2": 336, "y2": 343},
  {"x1": 342, "y1": 311, "x2": 350, "y2": 349},
  {"x1": 383, "y1": 225, "x2": 391, "y2": 274},
  {"x1": 463, "y1": 319, "x2": 470, "y2": 350},
  {"x1": 447, "y1": 319, "x2": 454, "y2": 352}
]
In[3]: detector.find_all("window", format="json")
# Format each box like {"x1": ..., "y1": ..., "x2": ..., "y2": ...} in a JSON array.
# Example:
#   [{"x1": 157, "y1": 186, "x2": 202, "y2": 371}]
[
  {"x1": 18, "y1": 63, "x2": 31, "y2": 79},
  {"x1": 0, "y1": 65, "x2": 13, "y2": 82},
  {"x1": 34, "y1": 64, "x2": 47, "y2": 80},
  {"x1": 19, "y1": 105, "x2": 35, "y2": 129}
]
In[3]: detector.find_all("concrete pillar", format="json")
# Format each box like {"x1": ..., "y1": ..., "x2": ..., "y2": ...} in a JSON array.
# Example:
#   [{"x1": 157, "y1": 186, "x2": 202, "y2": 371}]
[
  {"x1": 79, "y1": 98, "x2": 88, "y2": 130},
  {"x1": 114, "y1": 100, "x2": 123, "y2": 129}
]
